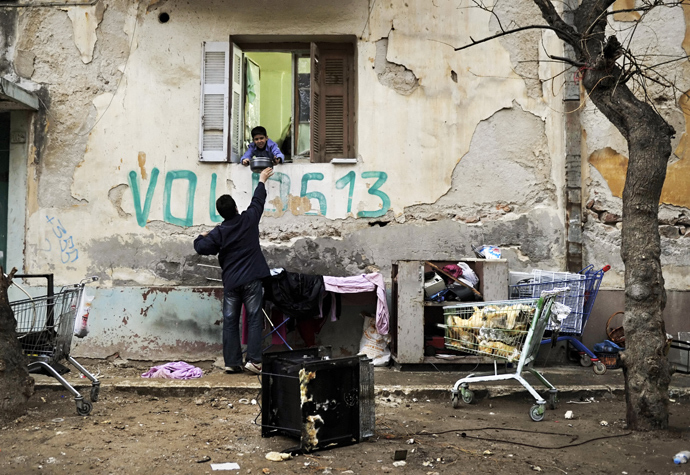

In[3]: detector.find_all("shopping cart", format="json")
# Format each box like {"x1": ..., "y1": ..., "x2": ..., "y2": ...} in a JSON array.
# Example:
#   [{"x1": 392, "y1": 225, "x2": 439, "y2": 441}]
[
  {"x1": 10, "y1": 274, "x2": 100, "y2": 416},
  {"x1": 509, "y1": 265, "x2": 610, "y2": 374},
  {"x1": 439, "y1": 289, "x2": 567, "y2": 422}
]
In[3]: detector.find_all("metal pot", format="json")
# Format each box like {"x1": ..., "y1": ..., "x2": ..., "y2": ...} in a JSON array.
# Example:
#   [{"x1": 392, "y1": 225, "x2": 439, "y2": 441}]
[{"x1": 250, "y1": 156, "x2": 272, "y2": 173}]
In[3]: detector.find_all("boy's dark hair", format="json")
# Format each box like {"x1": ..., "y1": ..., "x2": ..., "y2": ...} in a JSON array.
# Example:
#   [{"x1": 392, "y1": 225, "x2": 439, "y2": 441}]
[
  {"x1": 216, "y1": 194, "x2": 238, "y2": 220},
  {"x1": 251, "y1": 126, "x2": 267, "y2": 138}
]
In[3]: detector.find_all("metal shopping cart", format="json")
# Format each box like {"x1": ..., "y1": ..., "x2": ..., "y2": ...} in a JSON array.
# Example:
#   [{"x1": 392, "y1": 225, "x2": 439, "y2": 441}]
[
  {"x1": 439, "y1": 289, "x2": 567, "y2": 421},
  {"x1": 10, "y1": 274, "x2": 100, "y2": 416},
  {"x1": 509, "y1": 265, "x2": 610, "y2": 374}
]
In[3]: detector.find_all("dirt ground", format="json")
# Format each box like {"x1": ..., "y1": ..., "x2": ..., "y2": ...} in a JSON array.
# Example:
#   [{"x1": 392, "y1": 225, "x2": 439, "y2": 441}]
[{"x1": 1, "y1": 361, "x2": 690, "y2": 475}]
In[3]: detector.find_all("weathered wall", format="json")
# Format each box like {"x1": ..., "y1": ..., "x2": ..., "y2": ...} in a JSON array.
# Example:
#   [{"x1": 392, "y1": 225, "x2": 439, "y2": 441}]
[
  {"x1": 581, "y1": 2, "x2": 690, "y2": 290},
  {"x1": 7, "y1": 0, "x2": 685, "y2": 359}
]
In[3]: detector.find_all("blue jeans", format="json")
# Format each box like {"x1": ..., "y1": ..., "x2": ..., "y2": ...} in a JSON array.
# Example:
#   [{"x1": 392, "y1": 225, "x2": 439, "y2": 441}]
[{"x1": 223, "y1": 279, "x2": 264, "y2": 367}]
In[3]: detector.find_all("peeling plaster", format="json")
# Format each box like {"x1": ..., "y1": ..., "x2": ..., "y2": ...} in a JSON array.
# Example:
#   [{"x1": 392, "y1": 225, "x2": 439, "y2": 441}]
[
  {"x1": 492, "y1": 1, "x2": 543, "y2": 100},
  {"x1": 437, "y1": 106, "x2": 555, "y2": 215},
  {"x1": 374, "y1": 38, "x2": 419, "y2": 95},
  {"x1": 108, "y1": 183, "x2": 131, "y2": 218},
  {"x1": 589, "y1": 147, "x2": 690, "y2": 209},
  {"x1": 66, "y1": 2, "x2": 106, "y2": 64}
]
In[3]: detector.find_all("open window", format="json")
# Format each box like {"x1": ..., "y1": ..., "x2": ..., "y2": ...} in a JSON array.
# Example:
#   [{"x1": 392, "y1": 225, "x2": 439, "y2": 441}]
[{"x1": 199, "y1": 37, "x2": 355, "y2": 164}]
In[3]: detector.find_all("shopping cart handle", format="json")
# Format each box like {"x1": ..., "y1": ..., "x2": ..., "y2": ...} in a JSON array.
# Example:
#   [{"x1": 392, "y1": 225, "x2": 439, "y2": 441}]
[{"x1": 602, "y1": 265, "x2": 611, "y2": 272}]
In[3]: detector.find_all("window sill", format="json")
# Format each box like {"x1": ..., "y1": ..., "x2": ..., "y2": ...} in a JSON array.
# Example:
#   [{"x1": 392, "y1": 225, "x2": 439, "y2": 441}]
[{"x1": 330, "y1": 158, "x2": 357, "y2": 164}]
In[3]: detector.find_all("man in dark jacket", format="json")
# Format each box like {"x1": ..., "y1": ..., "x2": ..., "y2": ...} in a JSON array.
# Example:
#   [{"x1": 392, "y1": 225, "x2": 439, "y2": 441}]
[{"x1": 194, "y1": 167, "x2": 273, "y2": 374}]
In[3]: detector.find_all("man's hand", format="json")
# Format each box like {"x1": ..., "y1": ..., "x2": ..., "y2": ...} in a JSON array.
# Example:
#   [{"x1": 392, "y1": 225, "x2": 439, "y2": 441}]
[
  {"x1": 272, "y1": 157, "x2": 281, "y2": 165},
  {"x1": 259, "y1": 167, "x2": 274, "y2": 183},
  {"x1": 200, "y1": 231, "x2": 209, "y2": 237},
  {"x1": 242, "y1": 158, "x2": 250, "y2": 166}
]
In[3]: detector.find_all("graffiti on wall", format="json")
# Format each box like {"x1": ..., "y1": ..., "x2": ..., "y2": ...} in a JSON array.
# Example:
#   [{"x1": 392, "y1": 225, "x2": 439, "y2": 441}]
[
  {"x1": 44, "y1": 215, "x2": 79, "y2": 263},
  {"x1": 128, "y1": 167, "x2": 391, "y2": 227}
]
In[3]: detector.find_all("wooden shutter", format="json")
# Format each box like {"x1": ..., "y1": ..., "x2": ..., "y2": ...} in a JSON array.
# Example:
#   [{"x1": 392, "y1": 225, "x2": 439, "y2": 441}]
[
  {"x1": 310, "y1": 42, "x2": 322, "y2": 162},
  {"x1": 310, "y1": 43, "x2": 354, "y2": 163},
  {"x1": 229, "y1": 40, "x2": 245, "y2": 163},
  {"x1": 199, "y1": 42, "x2": 230, "y2": 162}
]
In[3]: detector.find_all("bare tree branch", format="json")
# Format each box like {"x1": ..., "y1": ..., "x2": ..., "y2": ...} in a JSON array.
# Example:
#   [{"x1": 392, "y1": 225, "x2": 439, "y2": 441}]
[
  {"x1": 533, "y1": 0, "x2": 581, "y2": 51},
  {"x1": 454, "y1": 24, "x2": 574, "y2": 51}
]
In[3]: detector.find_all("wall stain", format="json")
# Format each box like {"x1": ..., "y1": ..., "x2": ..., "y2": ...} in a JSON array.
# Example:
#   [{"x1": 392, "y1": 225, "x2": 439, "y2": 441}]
[
  {"x1": 589, "y1": 147, "x2": 690, "y2": 208},
  {"x1": 142, "y1": 287, "x2": 174, "y2": 302},
  {"x1": 138, "y1": 151, "x2": 147, "y2": 179},
  {"x1": 612, "y1": 0, "x2": 641, "y2": 22}
]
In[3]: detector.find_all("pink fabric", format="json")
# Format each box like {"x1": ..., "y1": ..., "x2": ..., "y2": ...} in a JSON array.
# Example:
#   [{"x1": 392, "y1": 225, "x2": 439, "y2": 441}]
[
  {"x1": 141, "y1": 361, "x2": 203, "y2": 379},
  {"x1": 323, "y1": 273, "x2": 390, "y2": 335}
]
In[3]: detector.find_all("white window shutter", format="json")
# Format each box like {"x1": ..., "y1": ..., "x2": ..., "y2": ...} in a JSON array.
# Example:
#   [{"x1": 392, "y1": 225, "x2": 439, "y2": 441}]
[
  {"x1": 199, "y1": 42, "x2": 230, "y2": 162},
  {"x1": 230, "y1": 42, "x2": 244, "y2": 163}
]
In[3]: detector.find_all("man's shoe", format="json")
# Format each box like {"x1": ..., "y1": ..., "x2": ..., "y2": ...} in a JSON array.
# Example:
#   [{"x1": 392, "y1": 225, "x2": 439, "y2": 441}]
[
  {"x1": 224, "y1": 366, "x2": 243, "y2": 374},
  {"x1": 244, "y1": 361, "x2": 262, "y2": 374}
]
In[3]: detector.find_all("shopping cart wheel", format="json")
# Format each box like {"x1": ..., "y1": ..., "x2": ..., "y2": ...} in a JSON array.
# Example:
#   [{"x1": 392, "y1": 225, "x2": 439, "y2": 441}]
[
  {"x1": 460, "y1": 387, "x2": 475, "y2": 405},
  {"x1": 593, "y1": 361, "x2": 607, "y2": 375},
  {"x1": 90, "y1": 385, "x2": 100, "y2": 402},
  {"x1": 580, "y1": 354, "x2": 593, "y2": 367},
  {"x1": 451, "y1": 391, "x2": 461, "y2": 409},
  {"x1": 76, "y1": 400, "x2": 92, "y2": 416},
  {"x1": 529, "y1": 404, "x2": 545, "y2": 422}
]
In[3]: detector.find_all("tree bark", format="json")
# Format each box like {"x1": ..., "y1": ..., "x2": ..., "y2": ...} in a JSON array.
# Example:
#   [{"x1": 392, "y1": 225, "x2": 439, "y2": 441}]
[
  {"x1": 534, "y1": 0, "x2": 675, "y2": 429},
  {"x1": 0, "y1": 267, "x2": 35, "y2": 423}
]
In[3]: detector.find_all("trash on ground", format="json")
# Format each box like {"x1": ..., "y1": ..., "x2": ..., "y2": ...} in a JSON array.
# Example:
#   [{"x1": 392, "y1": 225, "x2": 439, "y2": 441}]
[
  {"x1": 566, "y1": 397, "x2": 595, "y2": 404},
  {"x1": 393, "y1": 450, "x2": 407, "y2": 461},
  {"x1": 210, "y1": 462, "x2": 241, "y2": 470},
  {"x1": 392, "y1": 461, "x2": 407, "y2": 467},
  {"x1": 564, "y1": 410, "x2": 574, "y2": 419},
  {"x1": 141, "y1": 361, "x2": 203, "y2": 379},
  {"x1": 600, "y1": 420, "x2": 609, "y2": 426},
  {"x1": 673, "y1": 450, "x2": 690, "y2": 464},
  {"x1": 265, "y1": 452, "x2": 292, "y2": 462},
  {"x1": 483, "y1": 450, "x2": 493, "y2": 456}
]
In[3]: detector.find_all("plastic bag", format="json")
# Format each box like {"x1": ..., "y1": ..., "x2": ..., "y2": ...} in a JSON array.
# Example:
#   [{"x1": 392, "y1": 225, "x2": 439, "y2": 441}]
[
  {"x1": 73, "y1": 290, "x2": 94, "y2": 338},
  {"x1": 456, "y1": 262, "x2": 480, "y2": 288},
  {"x1": 358, "y1": 313, "x2": 391, "y2": 366}
]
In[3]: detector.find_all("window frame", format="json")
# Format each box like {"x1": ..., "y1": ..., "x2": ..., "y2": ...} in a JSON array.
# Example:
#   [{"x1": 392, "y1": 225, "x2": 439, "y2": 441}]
[{"x1": 199, "y1": 35, "x2": 356, "y2": 164}]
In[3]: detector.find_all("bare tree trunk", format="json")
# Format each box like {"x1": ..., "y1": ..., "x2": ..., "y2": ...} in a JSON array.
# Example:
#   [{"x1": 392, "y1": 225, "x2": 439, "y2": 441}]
[
  {"x1": 0, "y1": 267, "x2": 35, "y2": 422},
  {"x1": 620, "y1": 118, "x2": 673, "y2": 430},
  {"x1": 531, "y1": 0, "x2": 676, "y2": 429},
  {"x1": 578, "y1": 33, "x2": 674, "y2": 433}
]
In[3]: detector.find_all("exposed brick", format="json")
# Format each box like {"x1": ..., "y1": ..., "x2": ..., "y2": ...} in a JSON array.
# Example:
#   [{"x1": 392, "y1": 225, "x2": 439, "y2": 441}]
[{"x1": 600, "y1": 212, "x2": 622, "y2": 224}]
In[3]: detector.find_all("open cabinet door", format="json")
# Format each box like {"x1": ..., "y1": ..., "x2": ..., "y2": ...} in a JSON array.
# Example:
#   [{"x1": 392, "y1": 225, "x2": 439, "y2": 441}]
[
  {"x1": 310, "y1": 42, "x2": 323, "y2": 162},
  {"x1": 229, "y1": 39, "x2": 245, "y2": 163},
  {"x1": 199, "y1": 42, "x2": 229, "y2": 162}
]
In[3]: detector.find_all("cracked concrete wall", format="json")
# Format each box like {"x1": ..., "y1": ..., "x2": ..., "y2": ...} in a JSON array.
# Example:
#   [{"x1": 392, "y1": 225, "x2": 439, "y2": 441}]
[
  {"x1": 580, "y1": 4, "x2": 690, "y2": 290},
  {"x1": 6, "y1": 0, "x2": 634, "y2": 358}
]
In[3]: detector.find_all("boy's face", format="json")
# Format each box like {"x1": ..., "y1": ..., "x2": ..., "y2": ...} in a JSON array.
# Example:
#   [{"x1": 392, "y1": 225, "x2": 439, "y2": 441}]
[{"x1": 253, "y1": 134, "x2": 267, "y2": 150}]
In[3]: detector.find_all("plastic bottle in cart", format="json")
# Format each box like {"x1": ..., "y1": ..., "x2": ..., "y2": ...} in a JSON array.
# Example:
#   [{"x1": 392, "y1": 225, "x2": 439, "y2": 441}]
[{"x1": 673, "y1": 451, "x2": 690, "y2": 464}]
